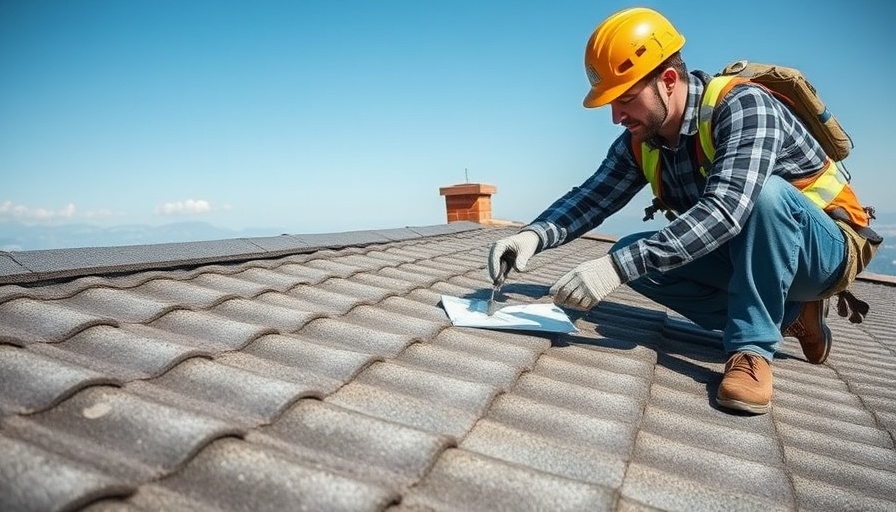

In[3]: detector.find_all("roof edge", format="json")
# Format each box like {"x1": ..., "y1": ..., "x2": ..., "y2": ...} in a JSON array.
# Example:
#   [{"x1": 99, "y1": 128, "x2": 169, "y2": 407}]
[{"x1": 0, "y1": 222, "x2": 486, "y2": 286}]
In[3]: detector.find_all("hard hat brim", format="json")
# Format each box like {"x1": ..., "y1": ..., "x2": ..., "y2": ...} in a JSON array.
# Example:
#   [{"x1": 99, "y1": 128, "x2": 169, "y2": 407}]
[{"x1": 583, "y1": 81, "x2": 636, "y2": 108}]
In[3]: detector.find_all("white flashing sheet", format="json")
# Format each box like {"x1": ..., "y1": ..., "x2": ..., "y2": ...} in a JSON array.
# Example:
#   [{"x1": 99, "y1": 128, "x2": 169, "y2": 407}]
[{"x1": 440, "y1": 295, "x2": 578, "y2": 333}]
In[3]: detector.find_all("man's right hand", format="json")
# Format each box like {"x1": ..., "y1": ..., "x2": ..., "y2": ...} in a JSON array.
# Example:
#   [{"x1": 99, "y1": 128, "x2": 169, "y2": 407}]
[{"x1": 487, "y1": 230, "x2": 541, "y2": 283}]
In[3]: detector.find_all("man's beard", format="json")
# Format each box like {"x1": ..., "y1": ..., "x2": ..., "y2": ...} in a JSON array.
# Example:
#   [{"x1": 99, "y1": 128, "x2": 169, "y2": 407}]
[{"x1": 637, "y1": 81, "x2": 669, "y2": 143}]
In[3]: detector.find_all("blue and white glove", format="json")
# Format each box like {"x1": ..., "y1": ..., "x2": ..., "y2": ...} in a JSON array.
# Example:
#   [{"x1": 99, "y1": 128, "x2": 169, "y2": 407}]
[{"x1": 550, "y1": 255, "x2": 622, "y2": 311}]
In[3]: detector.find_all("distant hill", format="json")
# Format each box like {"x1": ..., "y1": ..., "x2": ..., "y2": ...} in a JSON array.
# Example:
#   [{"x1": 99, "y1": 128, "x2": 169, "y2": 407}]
[{"x1": 0, "y1": 221, "x2": 284, "y2": 252}]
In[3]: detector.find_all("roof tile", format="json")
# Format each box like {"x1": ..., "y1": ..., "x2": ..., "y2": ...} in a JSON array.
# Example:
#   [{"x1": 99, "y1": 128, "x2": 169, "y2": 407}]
[
  {"x1": 340, "y1": 304, "x2": 444, "y2": 340},
  {"x1": 324, "y1": 253, "x2": 397, "y2": 273},
  {"x1": 631, "y1": 430, "x2": 793, "y2": 504},
  {"x1": 317, "y1": 277, "x2": 395, "y2": 304},
  {"x1": 430, "y1": 328, "x2": 547, "y2": 368},
  {"x1": 775, "y1": 421, "x2": 896, "y2": 472},
  {"x1": 299, "y1": 317, "x2": 417, "y2": 357},
  {"x1": 213, "y1": 351, "x2": 342, "y2": 393},
  {"x1": 784, "y1": 445, "x2": 896, "y2": 504},
  {"x1": 147, "y1": 437, "x2": 398, "y2": 512},
  {"x1": 393, "y1": 261, "x2": 457, "y2": 281},
  {"x1": 249, "y1": 398, "x2": 450, "y2": 489},
  {"x1": 460, "y1": 418, "x2": 627, "y2": 488},
  {"x1": 56, "y1": 286, "x2": 176, "y2": 323},
  {"x1": 35, "y1": 324, "x2": 206, "y2": 381},
  {"x1": 399, "y1": 448, "x2": 615, "y2": 512},
  {"x1": 283, "y1": 283, "x2": 364, "y2": 313},
  {"x1": 485, "y1": 394, "x2": 636, "y2": 456},
  {"x1": 511, "y1": 372, "x2": 644, "y2": 424},
  {"x1": 646, "y1": 383, "x2": 777, "y2": 437},
  {"x1": 650, "y1": 354, "x2": 722, "y2": 398},
  {"x1": 353, "y1": 271, "x2": 427, "y2": 295},
  {"x1": 267, "y1": 260, "x2": 332, "y2": 285},
  {"x1": 136, "y1": 278, "x2": 233, "y2": 309},
  {"x1": 3, "y1": 386, "x2": 237, "y2": 481},
  {"x1": 0, "y1": 345, "x2": 115, "y2": 416},
  {"x1": 0, "y1": 435, "x2": 131, "y2": 512},
  {"x1": 621, "y1": 463, "x2": 790, "y2": 512},
  {"x1": 207, "y1": 297, "x2": 320, "y2": 332},
  {"x1": 639, "y1": 406, "x2": 782, "y2": 466},
  {"x1": 354, "y1": 361, "x2": 499, "y2": 414},
  {"x1": 397, "y1": 342, "x2": 522, "y2": 390},
  {"x1": 301, "y1": 258, "x2": 365, "y2": 278},
  {"x1": 227, "y1": 266, "x2": 313, "y2": 292},
  {"x1": 188, "y1": 272, "x2": 276, "y2": 297},
  {"x1": 242, "y1": 332, "x2": 375, "y2": 381},
  {"x1": 0, "y1": 297, "x2": 117, "y2": 343},
  {"x1": 532, "y1": 351, "x2": 653, "y2": 399},
  {"x1": 362, "y1": 247, "x2": 421, "y2": 265},
  {"x1": 326, "y1": 379, "x2": 481, "y2": 439},
  {"x1": 772, "y1": 405, "x2": 892, "y2": 448},
  {"x1": 790, "y1": 474, "x2": 896, "y2": 512},
  {"x1": 125, "y1": 356, "x2": 317, "y2": 426},
  {"x1": 148, "y1": 309, "x2": 273, "y2": 351}
]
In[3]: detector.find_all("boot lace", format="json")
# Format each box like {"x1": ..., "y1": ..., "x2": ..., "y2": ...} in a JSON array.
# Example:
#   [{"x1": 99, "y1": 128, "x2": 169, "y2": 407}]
[
  {"x1": 784, "y1": 318, "x2": 807, "y2": 339},
  {"x1": 726, "y1": 353, "x2": 761, "y2": 382}
]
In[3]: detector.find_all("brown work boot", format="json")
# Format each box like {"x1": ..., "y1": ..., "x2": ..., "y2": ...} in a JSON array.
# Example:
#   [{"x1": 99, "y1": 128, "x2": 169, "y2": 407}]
[
  {"x1": 716, "y1": 352, "x2": 773, "y2": 414},
  {"x1": 783, "y1": 299, "x2": 832, "y2": 364}
]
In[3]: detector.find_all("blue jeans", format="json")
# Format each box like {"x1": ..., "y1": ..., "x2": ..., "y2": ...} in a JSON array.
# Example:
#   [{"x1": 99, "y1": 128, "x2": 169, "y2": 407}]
[{"x1": 613, "y1": 176, "x2": 847, "y2": 360}]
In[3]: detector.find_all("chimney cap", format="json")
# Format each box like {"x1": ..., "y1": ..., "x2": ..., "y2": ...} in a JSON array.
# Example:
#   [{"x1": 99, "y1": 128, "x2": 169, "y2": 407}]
[{"x1": 439, "y1": 183, "x2": 496, "y2": 196}]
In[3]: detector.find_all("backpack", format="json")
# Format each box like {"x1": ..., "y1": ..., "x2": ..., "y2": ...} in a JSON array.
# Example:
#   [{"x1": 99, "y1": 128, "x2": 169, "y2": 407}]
[
  {"x1": 639, "y1": 60, "x2": 867, "y2": 225},
  {"x1": 638, "y1": 61, "x2": 879, "y2": 323},
  {"x1": 717, "y1": 60, "x2": 853, "y2": 162}
]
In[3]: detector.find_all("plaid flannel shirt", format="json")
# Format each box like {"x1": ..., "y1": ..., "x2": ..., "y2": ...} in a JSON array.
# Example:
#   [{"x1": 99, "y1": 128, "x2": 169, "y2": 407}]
[{"x1": 524, "y1": 71, "x2": 829, "y2": 282}]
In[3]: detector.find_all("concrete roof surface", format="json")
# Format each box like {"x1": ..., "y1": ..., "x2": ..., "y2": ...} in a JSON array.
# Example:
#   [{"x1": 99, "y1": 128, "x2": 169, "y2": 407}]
[{"x1": 1, "y1": 222, "x2": 894, "y2": 512}]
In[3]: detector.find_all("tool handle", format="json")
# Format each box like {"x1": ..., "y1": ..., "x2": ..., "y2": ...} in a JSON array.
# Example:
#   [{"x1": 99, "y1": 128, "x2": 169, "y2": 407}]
[{"x1": 495, "y1": 253, "x2": 513, "y2": 287}]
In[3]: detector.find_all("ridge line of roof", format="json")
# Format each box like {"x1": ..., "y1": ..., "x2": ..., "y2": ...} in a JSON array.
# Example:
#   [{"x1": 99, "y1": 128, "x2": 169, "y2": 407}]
[{"x1": 0, "y1": 222, "x2": 487, "y2": 286}]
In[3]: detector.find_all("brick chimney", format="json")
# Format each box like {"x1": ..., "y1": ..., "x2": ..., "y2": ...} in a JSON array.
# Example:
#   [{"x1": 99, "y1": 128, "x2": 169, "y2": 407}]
[{"x1": 438, "y1": 183, "x2": 496, "y2": 224}]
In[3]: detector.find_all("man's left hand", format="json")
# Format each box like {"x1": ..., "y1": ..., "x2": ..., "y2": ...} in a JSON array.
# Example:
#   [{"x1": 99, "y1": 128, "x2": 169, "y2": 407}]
[{"x1": 550, "y1": 255, "x2": 623, "y2": 311}]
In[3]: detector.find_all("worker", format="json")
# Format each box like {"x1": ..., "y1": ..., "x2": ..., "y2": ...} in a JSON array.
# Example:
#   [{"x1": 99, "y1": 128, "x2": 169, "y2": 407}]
[{"x1": 487, "y1": 7, "x2": 879, "y2": 414}]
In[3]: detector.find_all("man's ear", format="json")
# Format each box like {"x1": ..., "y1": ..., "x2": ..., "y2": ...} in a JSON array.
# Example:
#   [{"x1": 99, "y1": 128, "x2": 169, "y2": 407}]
[{"x1": 658, "y1": 67, "x2": 678, "y2": 94}]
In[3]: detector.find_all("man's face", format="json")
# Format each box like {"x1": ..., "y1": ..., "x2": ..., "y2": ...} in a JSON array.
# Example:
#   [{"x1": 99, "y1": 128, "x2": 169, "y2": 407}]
[{"x1": 609, "y1": 76, "x2": 668, "y2": 142}]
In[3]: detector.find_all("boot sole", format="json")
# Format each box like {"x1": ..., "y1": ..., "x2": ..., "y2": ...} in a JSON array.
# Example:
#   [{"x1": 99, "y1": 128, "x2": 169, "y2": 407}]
[
  {"x1": 811, "y1": 324, "x2": 832, "y2": 364},
  {"x1": 716, "y1": 396, "x2": 771, "y2": 415},
  {"x1": 802, "y1": 300, "x2": 832, "y2": 364}
]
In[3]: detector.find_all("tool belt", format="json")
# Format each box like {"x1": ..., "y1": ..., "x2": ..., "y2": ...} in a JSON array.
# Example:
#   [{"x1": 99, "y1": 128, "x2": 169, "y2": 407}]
[
  {"x1": 820, "y1": 208, "x2": 882, "y2": 324},
  {"x1": 824, "y1": 219, "x2": 880, "y2": 298}
]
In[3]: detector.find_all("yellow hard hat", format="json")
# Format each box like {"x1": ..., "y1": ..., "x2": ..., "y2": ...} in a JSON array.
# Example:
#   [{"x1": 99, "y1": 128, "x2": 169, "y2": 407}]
[{"x1": 583, "y1": 7, "x2": 685, "y2": 108}]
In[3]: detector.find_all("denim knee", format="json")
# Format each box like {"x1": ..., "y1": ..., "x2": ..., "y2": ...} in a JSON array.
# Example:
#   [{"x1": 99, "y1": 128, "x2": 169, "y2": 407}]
[{"x1": 751, "y1": 175, "x2": 800, "y2": 217}]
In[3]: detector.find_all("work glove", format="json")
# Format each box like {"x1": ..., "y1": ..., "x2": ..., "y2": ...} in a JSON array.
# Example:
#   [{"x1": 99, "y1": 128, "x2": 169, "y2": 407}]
[
  {"x1": 550, "y1": 255, "x2": 622, "y2": 311},
  {"x1": 487, "y1": 230, "x2": 540, "y2": 282}
]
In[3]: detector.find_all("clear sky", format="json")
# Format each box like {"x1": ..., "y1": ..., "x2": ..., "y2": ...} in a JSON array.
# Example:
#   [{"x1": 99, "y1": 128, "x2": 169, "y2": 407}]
[{"x1": 2, "y1": 0, "x2": 894, "y2": 241}]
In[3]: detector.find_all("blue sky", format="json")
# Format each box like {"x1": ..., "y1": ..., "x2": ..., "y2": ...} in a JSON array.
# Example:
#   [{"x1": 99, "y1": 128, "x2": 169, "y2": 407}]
[{"x1": 2, "y1": 0, "x2": 894, "y2": 241}]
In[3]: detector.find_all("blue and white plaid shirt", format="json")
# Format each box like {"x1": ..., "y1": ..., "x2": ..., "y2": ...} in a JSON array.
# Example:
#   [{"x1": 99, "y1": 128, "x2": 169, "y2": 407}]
[{"x1": 524, "y1": 71, "x2": 829, "y2": 282}]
